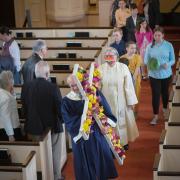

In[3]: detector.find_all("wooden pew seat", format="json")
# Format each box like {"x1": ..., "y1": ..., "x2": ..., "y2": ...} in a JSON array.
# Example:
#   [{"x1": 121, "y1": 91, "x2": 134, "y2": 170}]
[
  {"x1": 15, "y1": 37, "x2": 108, "y2": 48},
  {"x1": 0, "y1": 130, "x2": 54, "y2": 180},
  {"x1": 0, "y1": 151, "x2": 37, "y2": 180},
  {"x1": 165, "y1": 106, "x2": 180, "y2": 129},
  {"x1": 153, "y1": 151, "x2": 180, "y2": 180}
]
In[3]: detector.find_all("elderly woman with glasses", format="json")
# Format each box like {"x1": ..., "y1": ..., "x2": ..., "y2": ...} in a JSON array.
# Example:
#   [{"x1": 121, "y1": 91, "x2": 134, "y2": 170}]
[{"x1": 99, "y1": 47, "x2": 139, "y2": 150}]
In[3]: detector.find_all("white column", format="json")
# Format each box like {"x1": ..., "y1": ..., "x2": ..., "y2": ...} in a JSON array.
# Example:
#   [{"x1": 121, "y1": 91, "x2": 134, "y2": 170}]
[{"x1": 46, "y1": 0, "x2": 85, "y2": 22}]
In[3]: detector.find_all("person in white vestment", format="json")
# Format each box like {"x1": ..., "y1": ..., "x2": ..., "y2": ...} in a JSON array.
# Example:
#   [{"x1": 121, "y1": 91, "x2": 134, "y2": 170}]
[{"x1": 99, "y1": 47, "x2": 139, "y2": 149}]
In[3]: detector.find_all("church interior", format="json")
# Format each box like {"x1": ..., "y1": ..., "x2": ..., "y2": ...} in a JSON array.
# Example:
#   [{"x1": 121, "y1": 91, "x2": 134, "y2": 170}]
[{"x1": 0, "y1": 0, "x2": 180, "y2": 180}]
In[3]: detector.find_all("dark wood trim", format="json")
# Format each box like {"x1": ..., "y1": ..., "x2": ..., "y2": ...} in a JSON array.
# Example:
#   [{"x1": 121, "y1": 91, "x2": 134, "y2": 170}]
[
  {"x1": 15, "y1": 37, "x2": 108, "y2": 40},
  {"x1": 158, "y1": 171, "x2": 180, "y2": 176},
  {"x1": 108, "y1": 30, "x2": 113, "y2": 37},
  {"x1": 11, "y1": 27, "x2": 113, "y2": 30},
  {"x1": 172, "y1": 75, "x2": 177, "y2": 85},
  {"x1": 22, "y1": 151, "x2": 36, "y2": 167},
  {"x1": 168, "y1": 90, "x2": 174, "y2": 102},
  {"x1": 101, "y1": 39, "x2": 108, "y2": 47},
  {"x1": 172, "y1": 103, "x2": 180, "y2": 106},
  {"x1": 168, "y1": 122, "x2": 180, "y2": 126},
  {"x1": 50, "y1": 70, "x2": 72, "y2": 73},
  {"x1": 175, "y1": 86, "x2": 180, "y2": 89},
  {"x1": 163, "y1": 145, "x2": 180, "y2": 149},
  {"x1": 153, "y1": 153, "x2": 161, "y2": 171},
  {"x1": 19, "y1": 47, "x2": 101, "y2": 50},
  {"x1": 21, "y1": 58, "x2": 95, "y2": 62},
  {"x1": 14, "y1": 84, "x2": 70, "y2": 88},
  {"x1": 0, "y1": 141, "x2": 39, "y2": 146},
  {"x1": 159, "y1": 130, "x2": 166, "y2": 144},
  {"x1": 94, "y1": 49, "x2": 102, "y2": 58},
  {"x1": 0, "y1": 166, "x2": 22, "y2": 172}
]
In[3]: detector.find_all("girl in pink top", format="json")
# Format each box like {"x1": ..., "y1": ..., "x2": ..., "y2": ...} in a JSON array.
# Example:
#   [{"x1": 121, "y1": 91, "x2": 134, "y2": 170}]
[{"x1": 135, "y1": 18, "x2": 153, "y2": 79}]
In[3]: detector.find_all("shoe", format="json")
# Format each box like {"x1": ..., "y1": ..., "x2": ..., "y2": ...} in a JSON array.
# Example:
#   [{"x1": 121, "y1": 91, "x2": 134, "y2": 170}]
[
  {"x1": 123, "y1": 144, "x2": 129, "y2": 151},
  {"x1": 163, "y1": 108, "x2": 169, "y2": 120},
  {"x1": 142, "y1": 76, "x2": 148, "y2": 80},
  {"x1": 150, "y1": 118, "x2": 158, "y2": 125},
  {"x1": 58, "y1": 176, "x2": 65, "y2": 180}
]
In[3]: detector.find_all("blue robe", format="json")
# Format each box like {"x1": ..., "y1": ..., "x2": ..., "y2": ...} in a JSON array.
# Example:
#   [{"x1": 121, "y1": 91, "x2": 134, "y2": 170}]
[{"x1": 61, "y1": 90, "x2": 118, "y2": 180}]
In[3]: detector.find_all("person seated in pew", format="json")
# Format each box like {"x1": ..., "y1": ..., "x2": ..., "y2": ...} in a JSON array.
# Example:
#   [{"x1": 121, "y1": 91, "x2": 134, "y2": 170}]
[
  {"x1": 0, "y1": 71, "x2": 22, "y2": 141},
  {"x1": 61, "y1": 74, "x2": 118, "y2": 180},
  {"x1": 21, "y1": 60, "x2": 64, "y2": 180},
  {"x1": 21, "y1": 39, "x2": 47, "y2": 84}
]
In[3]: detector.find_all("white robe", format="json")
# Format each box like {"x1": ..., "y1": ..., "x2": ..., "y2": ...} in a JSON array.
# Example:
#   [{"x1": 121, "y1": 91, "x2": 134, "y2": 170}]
[{"x1": 100, "y1": 62, "x2": 139, "y2": 145}]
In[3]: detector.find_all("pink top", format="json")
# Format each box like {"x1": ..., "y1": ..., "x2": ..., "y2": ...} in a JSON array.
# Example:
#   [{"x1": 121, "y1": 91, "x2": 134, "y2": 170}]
[{"x1": 135, "y1": 30, "x2": 153, "y2": 49}]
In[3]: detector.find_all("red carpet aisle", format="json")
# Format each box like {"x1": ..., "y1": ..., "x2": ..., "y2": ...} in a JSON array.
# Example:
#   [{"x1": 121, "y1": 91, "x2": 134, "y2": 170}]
[{"x1": 62, "y1": 80, "x2": 165, "y2": 180}]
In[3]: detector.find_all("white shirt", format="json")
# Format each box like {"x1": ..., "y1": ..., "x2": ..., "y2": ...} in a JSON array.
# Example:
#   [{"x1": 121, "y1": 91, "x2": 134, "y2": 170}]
[
  {"x1": 0, "y1": 88, "x2": 20, "y2": 136},
  {"x1": 132, "y1": 16, "x2": 137, "y2": 26}
]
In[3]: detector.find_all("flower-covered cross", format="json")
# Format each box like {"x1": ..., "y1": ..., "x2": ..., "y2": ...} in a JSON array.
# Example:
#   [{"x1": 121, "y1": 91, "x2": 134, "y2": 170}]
[{"x1": 72, "y1": 63, "x2": 125, "y2": 165}]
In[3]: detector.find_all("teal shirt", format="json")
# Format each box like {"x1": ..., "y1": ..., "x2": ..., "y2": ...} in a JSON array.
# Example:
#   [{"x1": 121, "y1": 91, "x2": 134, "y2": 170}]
[{"x1": 144, "y1": 40, "x2": 175, "y2": 79}]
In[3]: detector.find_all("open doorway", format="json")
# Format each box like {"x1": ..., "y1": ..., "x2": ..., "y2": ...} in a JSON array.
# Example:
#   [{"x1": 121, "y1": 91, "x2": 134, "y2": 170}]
[{"x1": 0, "y1": 0, "x2": 15, "y2": 27}]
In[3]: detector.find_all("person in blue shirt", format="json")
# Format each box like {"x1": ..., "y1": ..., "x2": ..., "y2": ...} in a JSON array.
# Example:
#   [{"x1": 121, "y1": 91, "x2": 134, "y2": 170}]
[
  {"x1": 144, "y1": 26, "x2": 175, "y2": 125},
  {"x1": 110, "y1": 28, "x2": 126, "y2": 57}
]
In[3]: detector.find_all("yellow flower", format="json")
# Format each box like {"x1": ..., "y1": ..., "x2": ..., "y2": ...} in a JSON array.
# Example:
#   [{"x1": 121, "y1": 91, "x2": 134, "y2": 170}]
[
  {"x1": 83, "y1": 122, "x2": 90, "y2": 133},
  {"x1": 88, "y1": 94, "x2": 94, "y2": 102},
  {"x1": 88, "y1": 102, "x2": 92, "y2": 109},
  {"x1": 93, "y1": 69, "x2": 101, "y2": 77},
  {"x1": 86, "y1": 119, "x2": 92, "y2": 125},
  {"x1": 76, "y1": 72, "x2": 83, "y2": 81}
]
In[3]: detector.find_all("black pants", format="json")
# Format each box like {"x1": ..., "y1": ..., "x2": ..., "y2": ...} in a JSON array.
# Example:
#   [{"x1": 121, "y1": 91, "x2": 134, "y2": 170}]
[
  {"x1": 0, "y1": 128, "x2": 23, "y2": 141},
  {"x1": 149, "y1": 76, "x2": 171, "y2": 114}
]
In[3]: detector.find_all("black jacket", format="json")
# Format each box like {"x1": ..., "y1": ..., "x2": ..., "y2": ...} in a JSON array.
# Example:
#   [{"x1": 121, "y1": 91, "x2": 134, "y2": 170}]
[
  {"x1": 148, "y1": 0, "x2": 160, "y2": 29},
  {"x1": 21, "y1": 78, "x2": 63, "y2": 135},
  {"x1": 126, "y1": 15, "x2": 141, "y2": 42},
  {"x1": 21, "y1": 53, "x2": 42, "y2": 84}
]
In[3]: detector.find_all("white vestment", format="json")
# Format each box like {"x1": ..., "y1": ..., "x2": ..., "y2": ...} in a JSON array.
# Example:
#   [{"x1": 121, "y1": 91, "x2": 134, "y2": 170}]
[{"x1": 100, "y1": 62, "x2": 139, "y2": 145}]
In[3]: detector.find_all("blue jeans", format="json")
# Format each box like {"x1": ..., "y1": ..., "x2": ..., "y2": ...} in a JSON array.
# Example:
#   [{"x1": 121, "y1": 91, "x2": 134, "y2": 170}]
[{"x1": 13, "y1": 69, "x2": 21, "y2": 85}]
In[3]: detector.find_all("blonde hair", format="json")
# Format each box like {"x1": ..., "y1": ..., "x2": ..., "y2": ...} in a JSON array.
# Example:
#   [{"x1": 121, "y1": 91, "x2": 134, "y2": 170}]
[{"x1": 0, "y1": 71, "x2": 14, "y2": 90}]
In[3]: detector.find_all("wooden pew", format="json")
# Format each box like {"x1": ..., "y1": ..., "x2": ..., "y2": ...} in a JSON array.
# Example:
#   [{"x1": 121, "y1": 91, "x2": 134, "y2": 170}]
[
  {"x1": 19, "y1": 47, "x2": 102, "y2": 59},
  {"x1": 0, "y1": 130, "x2": 54, "y2": 180},
  {"x1": 0, "y1": 151, "x2": 37, "y2": 180},
  {"x1": 11, "y1": 27, "x2": 113, "y2": 39},
  {"x1": 159, "y1": 128, "x2": 180, "y2": 153},
  {"x1": 165, "y1": 106, "x2": 180, "y2": 129},
  {"x1": 14, "y1": 84, "x2": 70, "y2": 98},
  {"x1": 21, "y1": 58, "x2": 94, "y2": 70},
  {"x1": 169, "y1": 87, "x2": 180, "y2": 109},
  {"x1": 153, "y1": 151, "x2": 180, "y2": 180},
  {"x1": 15, "y1": 37, "x2": 108, "y2": 48}
]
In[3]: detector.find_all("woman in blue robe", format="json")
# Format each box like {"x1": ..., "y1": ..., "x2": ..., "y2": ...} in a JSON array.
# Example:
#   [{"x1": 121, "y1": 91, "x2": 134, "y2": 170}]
[{"x1": 61, "y1": 76, "x2": 118, "y2": 180}]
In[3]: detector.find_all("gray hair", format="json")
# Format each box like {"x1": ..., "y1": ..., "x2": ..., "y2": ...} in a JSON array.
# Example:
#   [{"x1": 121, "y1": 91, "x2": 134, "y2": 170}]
[
  {"x1": 35, "y1": 61, "x2": 50, "y2": 79},
  {"x1": 32, "y1": 39, "x2": 47, "y2": 53},
  {"x1": 0, "y1": 71, "x2": 14, "y2": 90}
]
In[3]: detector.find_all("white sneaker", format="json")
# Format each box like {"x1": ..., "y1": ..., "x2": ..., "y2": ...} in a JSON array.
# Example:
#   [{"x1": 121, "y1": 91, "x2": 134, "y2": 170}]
[
  {"x1": 163, "y1": 108, "x2": 169, "y2": 120},
  {"x1": 150, "y1": 118, "x2": 158, "y2": 125}
]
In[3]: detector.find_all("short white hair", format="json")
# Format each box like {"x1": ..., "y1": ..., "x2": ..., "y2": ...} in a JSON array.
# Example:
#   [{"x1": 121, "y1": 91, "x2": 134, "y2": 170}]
[
  {"x1": 0, "y1": 71, "x2": 14, "y2": 90},
  {"x1": 35, "y1": 61, "x2": 50, "y2": 79},
  {"x1": 32, "y1": 39, "x2": 47, "y2": 53}
]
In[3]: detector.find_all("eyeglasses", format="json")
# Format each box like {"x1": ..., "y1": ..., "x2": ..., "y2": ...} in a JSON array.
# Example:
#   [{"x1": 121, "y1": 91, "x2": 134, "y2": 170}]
[{"x1": 104, "y1": 55, "x2": 114, "y2": 59}]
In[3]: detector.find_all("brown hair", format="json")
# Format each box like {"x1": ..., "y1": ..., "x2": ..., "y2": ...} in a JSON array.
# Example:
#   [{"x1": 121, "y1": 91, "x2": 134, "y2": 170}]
[
  {"x1": 136, "y1": 18, "x2": 151, "y2": 33},
  {"x1": 113, "y1": 27, "x2": 123, "y2": 34},
  {"x1": 151, "y1": 26, "x2": 164, "y2": 48}
]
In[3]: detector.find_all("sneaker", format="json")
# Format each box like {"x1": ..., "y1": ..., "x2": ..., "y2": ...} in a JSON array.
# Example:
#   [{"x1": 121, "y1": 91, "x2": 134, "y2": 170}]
[{"x1": 150, "y1": 118, "x2": 158, "y2": 125}]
